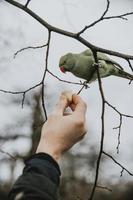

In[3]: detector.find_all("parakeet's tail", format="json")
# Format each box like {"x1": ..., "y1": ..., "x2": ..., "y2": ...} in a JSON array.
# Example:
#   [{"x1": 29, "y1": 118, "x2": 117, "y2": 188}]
[{"x1": 115, "y1": 69, "x2": 133, "y2": 81}]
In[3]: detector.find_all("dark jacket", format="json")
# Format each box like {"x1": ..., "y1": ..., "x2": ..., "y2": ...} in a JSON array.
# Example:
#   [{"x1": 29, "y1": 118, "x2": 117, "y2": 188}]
[{"x1": 8, "y1": 153, "x2": 61, "y2": 200}]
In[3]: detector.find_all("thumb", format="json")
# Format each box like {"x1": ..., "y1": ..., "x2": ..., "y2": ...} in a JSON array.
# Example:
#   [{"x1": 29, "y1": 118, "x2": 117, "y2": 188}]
[{"x1": 53, "y1": 95, "x2": 68, "y2": 116}]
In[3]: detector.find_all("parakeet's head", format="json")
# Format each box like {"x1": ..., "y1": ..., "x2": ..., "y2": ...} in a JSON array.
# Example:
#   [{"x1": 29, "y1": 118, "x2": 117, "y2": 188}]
[{"x1": 59, "y1": 53, "x2": 75, "y2": 73}]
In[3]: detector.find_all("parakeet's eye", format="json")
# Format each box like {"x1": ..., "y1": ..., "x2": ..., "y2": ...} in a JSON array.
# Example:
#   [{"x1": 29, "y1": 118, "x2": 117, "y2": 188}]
[{"x1": 63, "y1": 61, "x2": 66, "y2": 65}]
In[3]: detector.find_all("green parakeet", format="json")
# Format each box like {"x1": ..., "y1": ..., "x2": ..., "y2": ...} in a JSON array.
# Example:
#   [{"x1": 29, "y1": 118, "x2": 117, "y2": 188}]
[{"x1": 59, "y1": 49, "x2": 133, "y2": 82}]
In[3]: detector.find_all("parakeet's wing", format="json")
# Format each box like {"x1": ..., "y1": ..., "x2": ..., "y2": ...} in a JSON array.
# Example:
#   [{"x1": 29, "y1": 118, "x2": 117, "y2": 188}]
[
  {"x1": 81, "y1": 49, "x2": 93, "y2": 57},
  {"x1": 82, "y1": 49, "x2": 123, "y2": 70},
  {"x1": 97, "y1": 52, "x2": 124, "y2": 70}
]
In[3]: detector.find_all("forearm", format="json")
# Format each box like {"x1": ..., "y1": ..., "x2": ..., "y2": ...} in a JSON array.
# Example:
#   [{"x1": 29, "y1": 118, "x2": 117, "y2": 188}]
[{"x1": 8, "y1": 153, "x2": 61, "y2": 200}]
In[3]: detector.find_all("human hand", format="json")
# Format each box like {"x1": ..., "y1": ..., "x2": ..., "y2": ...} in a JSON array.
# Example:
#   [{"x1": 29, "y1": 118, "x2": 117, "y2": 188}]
[{"x1": 36, "y1": 93, "x2": 87, "y2": 162}]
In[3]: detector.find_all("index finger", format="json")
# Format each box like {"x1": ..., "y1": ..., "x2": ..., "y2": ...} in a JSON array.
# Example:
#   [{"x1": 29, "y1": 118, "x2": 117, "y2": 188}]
[
  {"x1": 70, "y1": 94, "x2": 87, "y2": 117},
  {"x1": 52, "y1": 95, "x2": 68, "y2": 116}
]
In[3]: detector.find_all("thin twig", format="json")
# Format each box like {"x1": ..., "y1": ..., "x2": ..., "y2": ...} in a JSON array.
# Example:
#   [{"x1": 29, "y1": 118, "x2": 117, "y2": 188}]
[
  {"x1": 77, "y1": 81, "x2": 90, "y2": 94},
  {"x1": 120, "y1": 168, "x2": 124, "y2": 177},
  {"x1": 0, "y1": 149, "x2": 16, "y2": 160},
  {"x1": 77, "y1": 85, "x2": 86, "y2": 95},
  {"x1": 104, "y1": 11, "x2": 133, "y2": 21},
  {"x1": 41, "y1": 83, "x2": 47, "y2": 120},
  {"x1": 114, "y1": 115, "x2": 122, "y2": 154},
  {"x1": 0, "y1": 82, "x2": 42, "y2": 107},
  {"x1": 96, "y1": 185, "x2": 112, "y2": 192},
  {"x1": 105, "y1": 100, "x2": 133, "y2": 153},
  {"x1": 77, "y1": 0, "x2": 110, "y2": 35},
  {"x1": 127, "y1": 58, "x2": 133, "y2": 84},
  {"x1": 41, "y1": 31, "x2": 51, "y2": 119},
  {"x1": 101, "y1": 0, "x2": 110, "y2": 18},
  {"x1": 47, "y1": 69, "x2": 84, "y2": 85},
  {"x1": 126, "y1": 59, "x2": 133, "y2": 72},
  {"x1": 14, "y1": 43, "x2": 47, "y2": 58},
  {"x1": 77, "y1": 0, "x2": 133, "y2": 35},
  {"x1": 24, "y1": 0, "x2": 31, "y2": 7},
  {"x1": 22, "y1": 92, "x2": 26, "y2": 108},
  {"x1": 105, "y1": 101, "x2": 133, "y2": 118},
  {"x1": 103, "y1": 151, "x2": 133, "y2": 176}
]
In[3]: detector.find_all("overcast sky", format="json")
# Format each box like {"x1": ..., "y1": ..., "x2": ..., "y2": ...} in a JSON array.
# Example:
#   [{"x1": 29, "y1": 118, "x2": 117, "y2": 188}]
[{"x1": 0, "y1": 0, "x2": 133, "y2": 185}]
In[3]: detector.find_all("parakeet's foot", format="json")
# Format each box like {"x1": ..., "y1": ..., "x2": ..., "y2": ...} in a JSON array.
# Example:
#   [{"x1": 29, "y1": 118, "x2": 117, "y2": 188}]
[
  {"x1": 80, "y1": 80, "x2": 89, "y2": 89},
  {"x1": 92, "y1": 62, "x2": 102, "y2": 68}
]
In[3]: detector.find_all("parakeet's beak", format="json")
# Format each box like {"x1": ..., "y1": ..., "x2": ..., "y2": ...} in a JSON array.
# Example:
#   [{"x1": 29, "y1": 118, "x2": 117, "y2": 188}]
[{"x1": 60, "y1": 66, "x2": 66, "y2": 73}]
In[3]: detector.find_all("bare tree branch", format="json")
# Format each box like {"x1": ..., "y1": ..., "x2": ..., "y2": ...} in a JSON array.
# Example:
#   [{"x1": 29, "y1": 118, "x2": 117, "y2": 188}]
[
  {"x1": 113, "y1": 115, "x2": 122, "y2": 154},
  {"x1": 89, "y1": 52, "x2": 106, "y2": 200},
  {"x1": 96, "y1": 185, "x2": 112, "y2": 192},
  {"x1": 77, "y1": 85, "x2": 86, "y2": 95},
  {"x1": 105, "y1": 101, "x2": 133, "y2": 153},
  {"x1": 24, "y1": 0, "x2": 31, "y2": 8},
  {"x1": 104, "y1": 11, "x2": 133, "y2": 21},
  {"x1": 0, "y1": 82, "x2": 42, "y2": 107},
  {"x1": 47, "y1": 69, "x2": 85, "y2": 85},
  {"x1": 103, "y1": 151, "x2": 133, "y2": 176},
  {"x1": 77, "y1": 0, "x2": 133, "y2": 35},
  {"x1": 0, "y1": 149, "x2": 16, "y2": 160},
  {"x1": 77, "y1": 0, "x2": 110, "y2": 35},
  {"x1": 4, "y1": 0, "x2": 133, "y2": 61},
  {"x1": 101, "y1": 0, "x2": 110, "y2": 18},
  {"x1": 14, "y1": 43, "x2": 47, "y2": 58},
  {"x1": 41, "y1": 31, "x2": 51, "y2": 119}
]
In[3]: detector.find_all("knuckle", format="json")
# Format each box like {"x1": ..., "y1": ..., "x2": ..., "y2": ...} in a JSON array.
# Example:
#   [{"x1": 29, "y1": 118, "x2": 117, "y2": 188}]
[{"x1": 75, "y1": 119, "x2": 85, "y2": 128}]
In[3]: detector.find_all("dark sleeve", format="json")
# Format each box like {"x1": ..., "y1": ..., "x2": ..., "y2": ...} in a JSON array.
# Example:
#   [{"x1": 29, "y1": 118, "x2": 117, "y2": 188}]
[{"x1": 8, "y1": 153, "x2": 61, "y2": 200}]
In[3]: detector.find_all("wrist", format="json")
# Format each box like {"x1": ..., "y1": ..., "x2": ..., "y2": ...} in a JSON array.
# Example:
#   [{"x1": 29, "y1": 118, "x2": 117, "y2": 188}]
[{"x1": 36, "y1": 143, "x2": 62, "y2": 162}]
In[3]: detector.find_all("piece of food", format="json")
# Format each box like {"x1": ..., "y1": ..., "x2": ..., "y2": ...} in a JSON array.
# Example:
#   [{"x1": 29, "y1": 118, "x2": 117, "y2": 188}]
[{"x1": 62, "y1": 90, "x2": 73, "y2": 103}]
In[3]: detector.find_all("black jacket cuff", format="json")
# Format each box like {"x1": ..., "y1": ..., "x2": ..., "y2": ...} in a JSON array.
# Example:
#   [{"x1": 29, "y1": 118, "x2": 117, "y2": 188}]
[{"x1": 24, "y1": 153, "x2": 61, "y2": 185}]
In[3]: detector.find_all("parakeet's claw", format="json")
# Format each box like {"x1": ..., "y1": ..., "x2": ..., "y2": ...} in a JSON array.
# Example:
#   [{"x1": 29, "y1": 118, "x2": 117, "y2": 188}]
[
  {"x1": 92, "y1": 62, "x2": 101, "y2": 68},
  {"x1": 80, "y1": 80, "x2": 89, "y2": 89},
  {"x1": 84, "y1": 81, "x2": 89, "y2": 89}
]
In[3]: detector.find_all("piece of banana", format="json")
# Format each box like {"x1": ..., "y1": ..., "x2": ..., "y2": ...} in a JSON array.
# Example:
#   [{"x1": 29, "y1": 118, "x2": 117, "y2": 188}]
[{"x1": 62, "y1": 90, "x2": 73, "y2": 103}]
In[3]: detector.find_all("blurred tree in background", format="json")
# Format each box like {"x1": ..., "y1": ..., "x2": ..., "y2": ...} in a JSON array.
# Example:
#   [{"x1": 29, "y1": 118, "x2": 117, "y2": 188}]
[{"x1": 0, "y1": 89, "x2": 44, "y2": 199}]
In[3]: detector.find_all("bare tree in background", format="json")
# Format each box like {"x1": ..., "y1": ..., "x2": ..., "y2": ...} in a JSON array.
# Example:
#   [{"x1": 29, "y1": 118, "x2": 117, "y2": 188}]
[
  {"x1": 0, "y1": 0, "x2": 133, "y2": 199},
  {"x1": 0, "y1": 89, "x2": 44, "y2": 198}
]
